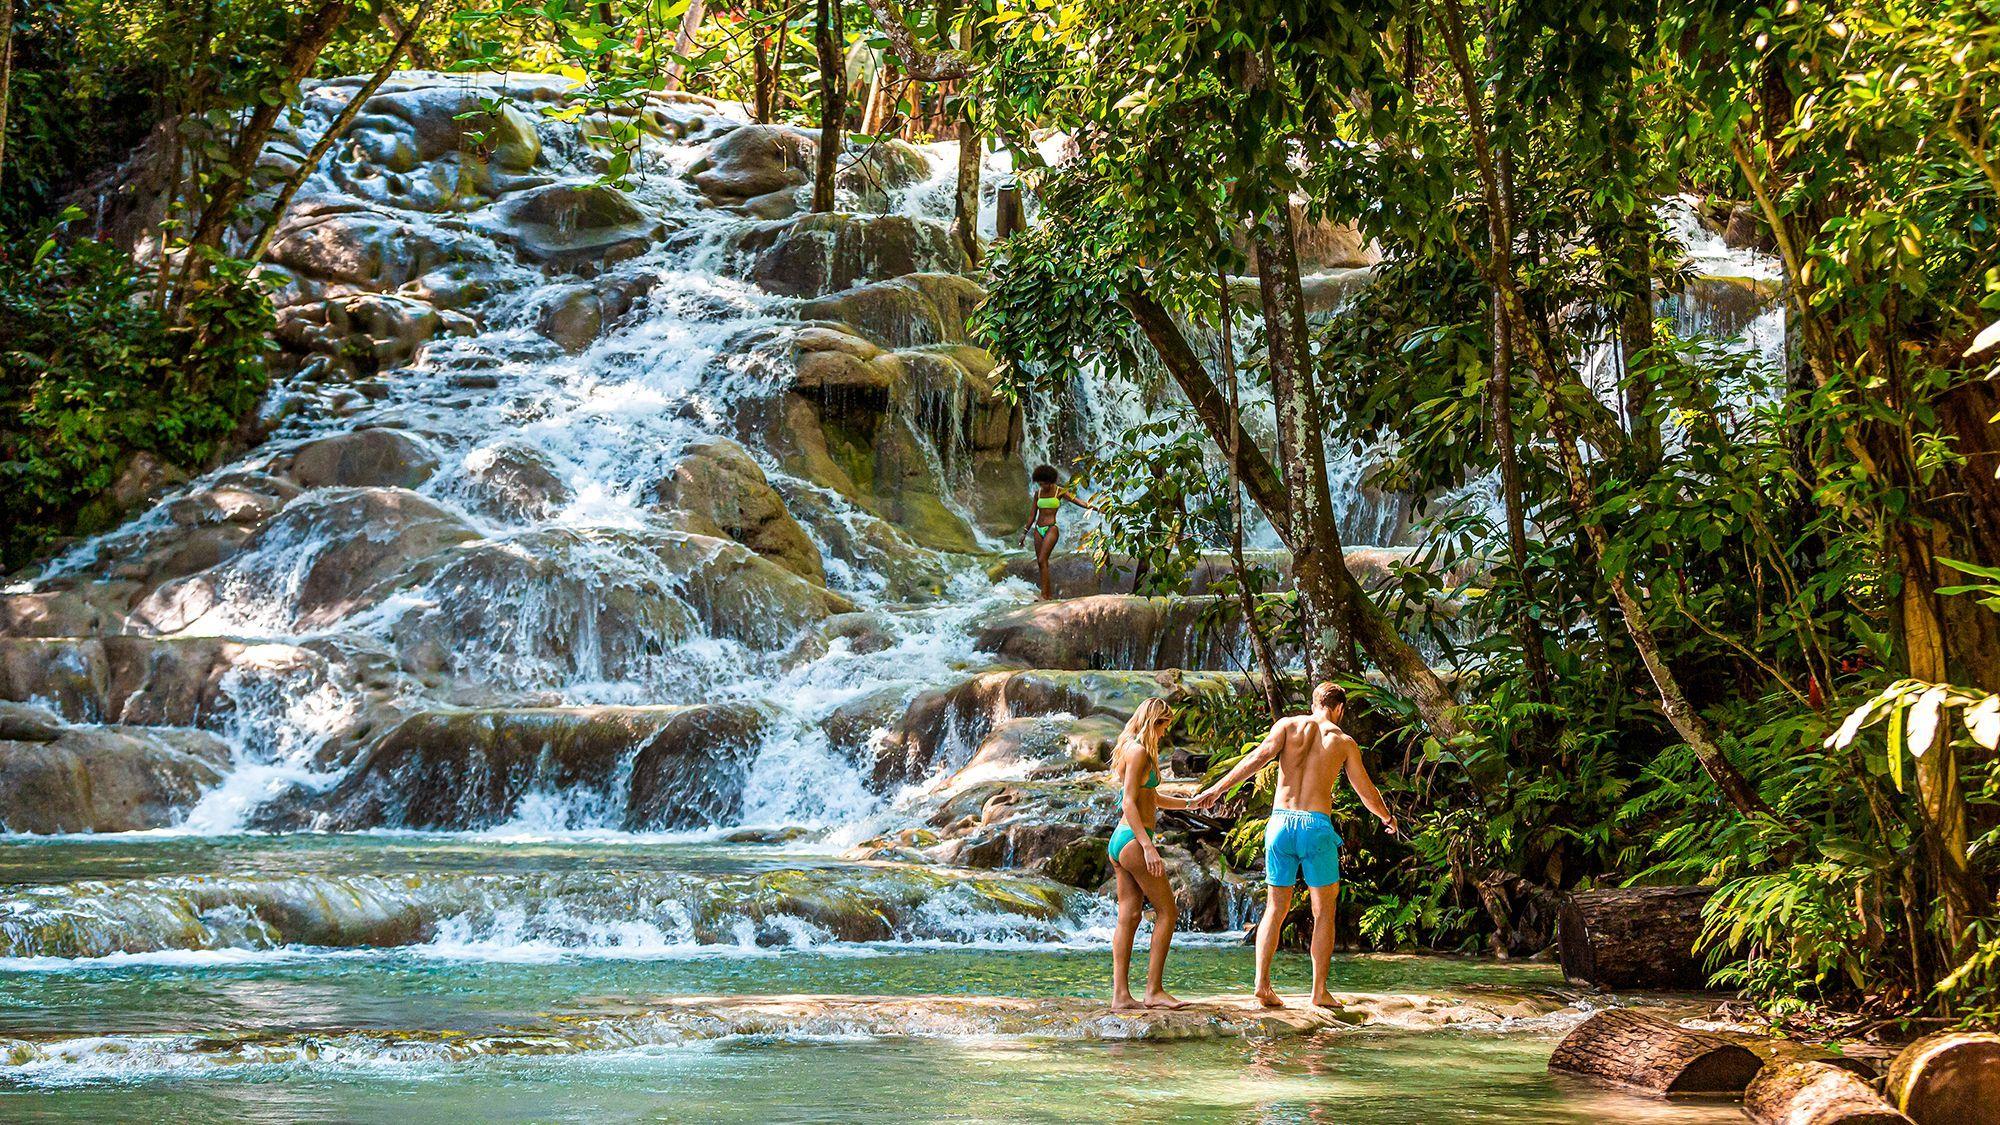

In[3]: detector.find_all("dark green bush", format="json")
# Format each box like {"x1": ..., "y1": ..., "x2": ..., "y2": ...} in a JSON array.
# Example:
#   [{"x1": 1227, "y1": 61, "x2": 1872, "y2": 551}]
[{"x1": 0, "y1": 220, "x2": 273, "y2": 569}]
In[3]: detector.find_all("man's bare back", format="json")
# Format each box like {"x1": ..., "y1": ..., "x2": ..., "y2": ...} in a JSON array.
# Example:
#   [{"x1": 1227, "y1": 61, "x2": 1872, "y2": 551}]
[{"x1": 1267, "y1": 714, "x2": 1353, "y2": 815}]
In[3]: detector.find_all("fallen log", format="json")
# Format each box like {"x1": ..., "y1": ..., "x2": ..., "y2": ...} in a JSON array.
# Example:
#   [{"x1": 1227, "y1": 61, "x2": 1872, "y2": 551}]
[
  {"x1": 1884, "y1": 1031, "x2": 2000, "y2": 1125},
  {"x1": 1557, "y1": 885, "x2": 1714, "y2": 989},
  {"x1": 1745, "y1": 1060, "x2": 1913, "y2": 1125},
  {"x1": 1547, "y1": 1008, "x2": 1763, "y2": 1096}
]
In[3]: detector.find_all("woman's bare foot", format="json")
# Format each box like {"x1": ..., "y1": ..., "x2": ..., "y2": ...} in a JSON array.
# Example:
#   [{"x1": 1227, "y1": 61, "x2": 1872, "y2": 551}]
[
  {"x1": 1254, "y1": 988, "x2": 1286, "y2": 1009},
  {"x1": 1111, "y1": 994, "x2": 1145, "y2": 1011},
  {"x1": 1143, "y1": 990, "x2": 1187, "y2": 1010},
  {"x1": 1311, "y1": 991, "x2": 1339, "y2": 1009}
]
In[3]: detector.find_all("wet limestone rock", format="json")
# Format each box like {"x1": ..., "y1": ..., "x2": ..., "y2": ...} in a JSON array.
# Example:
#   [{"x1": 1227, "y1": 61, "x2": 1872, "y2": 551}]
[
  {"x1": 458, "y1": 440, "x2": 576, "y2": 522},
  {"x1": 384, "y1": 531, "x2": 703, "y2": 685},
  {"x1": 331, "y1": 77, "x2": 549, "y2": 212},
  {"x1": 687, "y1": 123, "x2": 816, "y2": 214},
  {"x1": 272, "y1": 428, "x2": 439, "y2": 490},
  {"x1": 688, "y1": 125, "x2": 932, "y2": 218},
  {"x1": 0, "y1": 700, "x2": 66, "y2": 741},
  {"x1": 314, "y1": 703, "x2": 769, "y2": 830},
  {"x1": 264, "y1": 200, "x2": 505, "y2": 294},
  {"x1": 481, "y1": 181, "x2": 664, "y2": 273},
  {"x1": 974, "y1": 595, "x2": 1254, "y2": 671},
  {"x1": 652, "y1": 439, "x2": 824, "y2": 584},
  {"x1": 133, "y1": 488, "x2": 479, "y2": 632},
  {"x1": 0, "y1": 636, "x2": 365, "y2": 736},
  {"x1": 797, "y1": 273, "x2": 985, "y2": 350},
  {"x1": 640, "y1": 530, "x2": 855, "y2": 648},
  {"x1": 739, "y1": 213, "x2": 965, "y2": 298},
  {"x1": 0, "y1": 724, "x2": 231, "y2": 833}
]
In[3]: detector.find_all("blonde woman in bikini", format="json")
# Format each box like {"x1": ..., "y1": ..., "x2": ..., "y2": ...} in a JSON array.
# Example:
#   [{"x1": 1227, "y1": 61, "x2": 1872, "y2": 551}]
[
  {"x1": 1106, "y1": 697, "x2": 1196, "y2": 1010},
  {"x1": 1024, "y1": 463, "x2": 1095, "y2": 599}
]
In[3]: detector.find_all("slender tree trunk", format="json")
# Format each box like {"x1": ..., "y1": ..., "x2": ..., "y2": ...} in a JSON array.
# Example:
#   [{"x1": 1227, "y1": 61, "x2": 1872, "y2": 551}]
[
  {"x1": 811, "y1": 0, "x2": 844, "y2": 212},
  {"x1": 1219, "y1": 265, "x2": 1287, "y2": 719},
  {"x1": 753, "y1": 13, "x2": 781, "y2": 122},
  {"x1": 949, "y1": 15, "x2": 980, "y2": 266},
  {"x1": 663, "y1": 0, "x2": 709, "y2": 90},
  {"x1": 378, "y1": 3, "x2": 437, "y2": 70},
  {"x1": 1435, "y1": 0, "x2": 1767, "y2": 816},
  {"x1": 245, "y1": 0, "x2": 438, "y2": 266},
  {"x1": 1122, "y1": 283, "x2": 1466, "y2": 741},
  {"x1": 1491, "y1": 288, "x2": 1553, "y2": 709},
  {"x1": 0, "y1": 0, "x2": 14, "y2": 188},
  {"x1": 1254, "y1": 215, "x2": 1345, "y2": 682},
  {"x1": 173, "y1": 0, "x2": 354, "y2": 312}
]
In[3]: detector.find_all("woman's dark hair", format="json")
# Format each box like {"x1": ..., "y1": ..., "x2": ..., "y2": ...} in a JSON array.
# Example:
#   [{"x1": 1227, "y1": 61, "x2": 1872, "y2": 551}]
[{"x1": 1031, "y1": 463, "x2": 1059, "y2": 485}]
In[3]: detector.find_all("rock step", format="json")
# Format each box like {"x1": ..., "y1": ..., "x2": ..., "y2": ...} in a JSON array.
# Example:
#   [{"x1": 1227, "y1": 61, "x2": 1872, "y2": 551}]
[
  {"x1": 974, "y1": 593, "x2": 1274, "y2": 672},
  {"x1": 0, "y1": 991, "x2": 1582, "y2": 1078},
  {"x1": 990, "y1": 548, "x2": 1436, "y2": 601}
]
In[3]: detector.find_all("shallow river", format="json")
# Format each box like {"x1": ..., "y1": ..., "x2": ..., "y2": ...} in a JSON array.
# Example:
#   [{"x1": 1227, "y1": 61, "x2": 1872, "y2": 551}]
[{"x1": 0, "y1": 836, "x2": 1740, "y2": 1123}]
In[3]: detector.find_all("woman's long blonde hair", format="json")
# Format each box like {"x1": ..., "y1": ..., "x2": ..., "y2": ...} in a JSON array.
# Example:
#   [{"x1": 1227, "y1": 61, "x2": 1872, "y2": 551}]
[{"x1": 1112, "y1": 697, "x2": 1173, "y2": 778}]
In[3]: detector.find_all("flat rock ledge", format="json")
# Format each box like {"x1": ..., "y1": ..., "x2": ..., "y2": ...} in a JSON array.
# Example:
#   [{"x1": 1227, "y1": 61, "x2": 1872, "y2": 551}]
[
  {"x1": 581, "y1": 990, "x2": 1576, "y2": 1041},
  {"x1": 0, "y1": 992, "x2": 1583, "y2": 1078}
]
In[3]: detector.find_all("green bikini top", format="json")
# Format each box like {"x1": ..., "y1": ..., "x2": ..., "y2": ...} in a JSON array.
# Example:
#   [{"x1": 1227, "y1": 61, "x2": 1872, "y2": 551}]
[
  {"x1": 1036, "y1": 495, "x2": 1061, "y2": 509},
  {"x1": 1144, "y1": 763, "x2": 1160, "y2": 789}
]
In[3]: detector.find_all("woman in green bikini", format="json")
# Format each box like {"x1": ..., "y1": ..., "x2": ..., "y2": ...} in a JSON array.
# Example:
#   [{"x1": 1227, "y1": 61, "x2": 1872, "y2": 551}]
[
  {"x1": 1024, "y1": 464, "x2": 1095, "y2": 600},
  {"x1": 1107, "y1": 697, "x2": 1194, "y2": 1010}
]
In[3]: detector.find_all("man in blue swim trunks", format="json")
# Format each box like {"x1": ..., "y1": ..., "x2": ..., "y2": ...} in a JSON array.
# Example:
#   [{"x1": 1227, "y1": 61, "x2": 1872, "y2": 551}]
[{"x1": 1193, "y1": 682, "x2": 1397, "y2": 1009}]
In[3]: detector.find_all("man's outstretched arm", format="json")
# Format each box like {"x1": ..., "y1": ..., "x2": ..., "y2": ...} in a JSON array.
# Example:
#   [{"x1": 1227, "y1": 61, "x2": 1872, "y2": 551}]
[
  {"x1": 1343, "y1": 739, "x2": 1398, "y2": 834},
  {"x1": 1192, "y1": 723, "x2": 1285, "y2": 808}
]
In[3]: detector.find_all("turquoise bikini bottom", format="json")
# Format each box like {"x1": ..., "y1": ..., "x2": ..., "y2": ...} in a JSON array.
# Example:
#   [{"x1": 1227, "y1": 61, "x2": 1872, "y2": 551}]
[{"x1": 1108, "y1": 822, "x2": 1138, "y2": 864}]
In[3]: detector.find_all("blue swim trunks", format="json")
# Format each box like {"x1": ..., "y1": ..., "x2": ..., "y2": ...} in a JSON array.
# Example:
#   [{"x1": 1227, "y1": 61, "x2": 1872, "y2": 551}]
[{"x1": 1264, "y1": 808, "x2": 1342, "y2": 888}]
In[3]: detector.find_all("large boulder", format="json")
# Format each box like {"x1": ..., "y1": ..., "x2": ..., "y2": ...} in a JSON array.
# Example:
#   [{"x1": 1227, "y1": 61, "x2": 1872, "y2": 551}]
[
  {"x1": 737, "y1": 213, "x2": 964, "y2": 298},
  {"x1": 797, "y1": 273, "x2": 985, "y2": 350},
  {"x1": 384, "y1": 529, "x2": 703, "y2": 687},
  {"x1": 0, "y1": 724, "x2": 231, "y2": 833},
  {"x1": 765, "y1": 341, "x2": 1023, "y2": 550},
  {"x1": 132, "y1": 488, "x2": 479, "y2": 633},
  {"x1": 652, "y1": 438, "x2": 823, "y2": 584},
  {"x1": 640, "y1": 530, "x2": 855, "y2": 648},
  {"x1": 688, "y1": 126, "x2": 932, "y2": 218},
  {"x1": 974, "y1": 595, "x2": 1257, "y2": 671},
  {"x1": 457, "y1": 440, "x2": 576, "y2": 522},
  {"x1": 264, "y1": 200, "x2": 505, "y2": 294},
  {"x1": 871, "y1": 668, "x2": 1240, "y2": 788},
  {"x1": 479, "y1": 181, "x2": 664, "y2": 273},
  {"x1": 329, "y1": 76, "x2": 551, "y2": 212},
  {"x1": 271, "y1": 428, "x2": 439, "y2": 490},
  {"x1": 312, "y1": 704, "x2": 769, "y2": 830},
  {"x1": 687, "y1": 123, "x2": 816, "y2": 214},
  {"x1": 276, "y1": 291, "x2": 476, "y2": 376}
]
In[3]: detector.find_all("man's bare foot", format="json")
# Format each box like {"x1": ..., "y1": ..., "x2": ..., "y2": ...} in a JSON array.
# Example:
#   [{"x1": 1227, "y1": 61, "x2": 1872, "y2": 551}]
[
  {"x1": 1254, "y1": 988, "x2": 1286, "y2": 1009},
  {"x1": 1143, "y1": 990, "x2": 1187, "y2": 1010},
  {"x1": 1111, "y1": 994, "x2": 1145, "y2": 1011},
  {"x1": 1311, "y1": 992, "x2": 1339, "y2": 1009}
]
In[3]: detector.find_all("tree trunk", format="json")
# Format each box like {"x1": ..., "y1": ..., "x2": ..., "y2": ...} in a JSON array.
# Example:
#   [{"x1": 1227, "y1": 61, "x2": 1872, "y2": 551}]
[
  {"x1": 1557, "y1": 885, "x2": 1713, "y2": 990},
  {"x1": 1884, "y1": 1031, "x2": 2000, "y2": 1125},
  {"x1": 378, "y1": 4, "x2": 438, "y2": 71},
  {"x1": 245, "y1": 0, "x2": 439, "y2": 266},
  {"x1": 1745, "y1": 1061, "x2": 1912, "y2": 1125},
  {"x1": 1123, "y1": 282, "x2": 1466, "y2": 742},
  {"x1": 174, "y1": 0, "x2": 354, "y2": 310},
  {"x1": 995, "y1": 184, "x2": 1025, "y2": 239},
  {"x1": 663, "y1": 0, "x2": 709, "y2": 91},
  {"x1": 753, "y1": 18, "x2": 779, "y2": 122},
  {"x1": 1491, "y1": 285, "x2": 1553, "y2": 708},
  {"x1": 1254, "y1": 214, "x2": 1345, "y2": 681},
  {"x1": 811, "y1": 0, "x2": 844, "y2": 212},
  {"x1": 1436, "y1": 0, "x2": 1767, "y2": 816},
  {"x1": 1547, "y1": 1009, "x2": 1763, "y2": 1096},
  {"x1": 1220, "y1": 266, "x2": 1287, "y2": 719},
  {"x1": 0, "y1": 0, "x2": 15, "y2": 187}
]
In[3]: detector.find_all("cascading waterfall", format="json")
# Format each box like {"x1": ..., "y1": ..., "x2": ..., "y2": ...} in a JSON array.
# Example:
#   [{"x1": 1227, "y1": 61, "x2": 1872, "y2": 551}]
[{"x1": 0, "y1": 74, "x2": 1784, "y2": 1104}]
